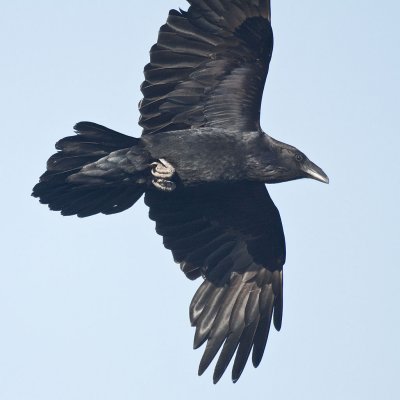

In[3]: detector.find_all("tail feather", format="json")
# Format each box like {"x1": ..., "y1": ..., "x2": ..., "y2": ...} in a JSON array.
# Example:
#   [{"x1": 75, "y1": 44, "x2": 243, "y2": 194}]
[{"x1": 33, "y1": 122, "x2": 149, "y2": 217}]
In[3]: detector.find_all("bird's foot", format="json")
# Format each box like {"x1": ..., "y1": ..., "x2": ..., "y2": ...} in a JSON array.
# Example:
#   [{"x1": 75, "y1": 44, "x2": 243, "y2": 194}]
[
  {"x1": 151, "y1": 158, "x2": 176, "y2": 192},
  {"x1": 151, "y1": 158, "x2": 175, "y2": 178},
  {"x1": 152, "y1": 178, "x2": 176, "y2": 192}
]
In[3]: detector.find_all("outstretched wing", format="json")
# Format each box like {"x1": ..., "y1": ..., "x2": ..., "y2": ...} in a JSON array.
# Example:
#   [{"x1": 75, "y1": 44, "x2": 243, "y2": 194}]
[
  {"x1": 140, "y1": 0, "x2": 273, "y2": 135},
  {"x1": 145, "y1": 183, "x2": 285, "y2": 383}
]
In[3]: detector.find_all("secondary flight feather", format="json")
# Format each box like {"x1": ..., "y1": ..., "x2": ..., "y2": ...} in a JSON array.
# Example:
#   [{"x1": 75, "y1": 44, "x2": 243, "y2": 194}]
[{"x1": 32, "y1": 0, "x2": 328, "y2": 383}]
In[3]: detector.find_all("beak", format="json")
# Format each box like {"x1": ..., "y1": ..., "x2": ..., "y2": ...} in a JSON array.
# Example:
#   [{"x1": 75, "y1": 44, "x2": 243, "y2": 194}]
[{"x1": 303, "y1": 160, "x2": 329, "y2": 184}]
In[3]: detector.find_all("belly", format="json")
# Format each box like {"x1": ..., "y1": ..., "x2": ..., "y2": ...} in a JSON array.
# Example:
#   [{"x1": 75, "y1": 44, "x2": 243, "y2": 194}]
[{"x1": 142, "y1": 129, "x2": 251, "y2": 185}]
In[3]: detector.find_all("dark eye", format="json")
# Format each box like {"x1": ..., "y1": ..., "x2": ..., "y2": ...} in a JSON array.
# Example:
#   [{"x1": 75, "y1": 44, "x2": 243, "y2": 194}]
[{"x1": 295, "y1": 154, "x2": 303, "y2": 162}]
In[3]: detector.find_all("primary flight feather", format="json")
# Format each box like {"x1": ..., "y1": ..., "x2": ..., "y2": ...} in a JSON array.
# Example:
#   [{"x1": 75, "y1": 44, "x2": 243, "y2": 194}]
[{"x1": 33, "y1": 0, "x2": 328, "y2": 383}]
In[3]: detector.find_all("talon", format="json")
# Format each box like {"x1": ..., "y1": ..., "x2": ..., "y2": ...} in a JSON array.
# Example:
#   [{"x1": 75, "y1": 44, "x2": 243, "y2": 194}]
[
  {"x1": 151, "y1": 158, "x2": 175, "y2": 179},
  {"x1": 152, "y1": 178, "x2": 176, "y2": 192},
  {"x1": 150, "y1": 158, "x2": 176, "y2": 191}
]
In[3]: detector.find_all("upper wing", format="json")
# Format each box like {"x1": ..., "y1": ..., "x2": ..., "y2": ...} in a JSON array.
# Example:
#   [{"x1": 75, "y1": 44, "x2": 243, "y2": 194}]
[
  {"x1": 140, "y1": 0, "x2": 273, "y2": 135},
  {"x1": 145, "y1": 182, "x2": 285, "y2": 383}
]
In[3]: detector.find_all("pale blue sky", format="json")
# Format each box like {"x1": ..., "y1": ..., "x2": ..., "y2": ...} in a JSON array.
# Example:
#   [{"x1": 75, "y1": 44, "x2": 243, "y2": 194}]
[{"x1": 1, "y1": 1, "x2": 399, "y2": 399}]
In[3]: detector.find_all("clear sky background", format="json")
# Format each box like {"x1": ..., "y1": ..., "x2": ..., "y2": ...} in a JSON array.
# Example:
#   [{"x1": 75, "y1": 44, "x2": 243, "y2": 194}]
[{"x1": 1, "y1": 1, "x2": 399, "y2": 399}]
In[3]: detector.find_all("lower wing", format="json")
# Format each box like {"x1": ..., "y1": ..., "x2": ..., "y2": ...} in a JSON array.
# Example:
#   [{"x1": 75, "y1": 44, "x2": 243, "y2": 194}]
[{"x1": 145, "y1": 182, "x2": 286, "y2": 383}]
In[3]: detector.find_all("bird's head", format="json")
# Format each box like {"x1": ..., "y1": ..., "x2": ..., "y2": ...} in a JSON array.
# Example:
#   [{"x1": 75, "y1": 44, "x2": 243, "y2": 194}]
[{"x1": 263, "y1": 135, "x2": 329, "y2": 184}]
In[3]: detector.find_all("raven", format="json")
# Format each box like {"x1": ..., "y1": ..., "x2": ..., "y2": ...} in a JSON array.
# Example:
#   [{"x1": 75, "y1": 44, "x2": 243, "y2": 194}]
[{"x1": 32, "y1": 0, "x2": 328, "y2": 383}]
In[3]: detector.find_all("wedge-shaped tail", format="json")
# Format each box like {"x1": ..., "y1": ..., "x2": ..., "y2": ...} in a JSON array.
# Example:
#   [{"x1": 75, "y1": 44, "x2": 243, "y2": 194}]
[{"x1": 32, "y1": 122, "x2": 150, "y2": 217}]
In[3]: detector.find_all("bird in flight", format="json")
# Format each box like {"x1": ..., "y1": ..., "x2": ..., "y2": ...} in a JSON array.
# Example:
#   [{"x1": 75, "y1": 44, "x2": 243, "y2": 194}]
[{"x1": 33, "y1": 0, "x2": 328, "y2": 383}]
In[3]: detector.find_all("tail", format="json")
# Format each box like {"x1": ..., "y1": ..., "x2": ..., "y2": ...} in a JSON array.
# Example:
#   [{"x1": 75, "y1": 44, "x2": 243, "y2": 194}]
[{"x1": 32, "y1": 122, "x2": 150, "y2": 217}]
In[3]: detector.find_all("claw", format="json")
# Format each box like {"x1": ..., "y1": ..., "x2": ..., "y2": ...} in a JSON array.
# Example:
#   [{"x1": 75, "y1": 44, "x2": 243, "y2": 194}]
[
  {"x1": 150, "y1": 158, "x2": 176, "y2": 192},
  {"x1": 151, "y1": 158, "x2": 175, "y2": 179}
]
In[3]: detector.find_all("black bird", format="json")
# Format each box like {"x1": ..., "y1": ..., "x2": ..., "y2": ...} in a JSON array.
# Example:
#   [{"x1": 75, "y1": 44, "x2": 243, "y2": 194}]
[{"x1": 33, "y1": 0, "x2": 328, "y2": 383}]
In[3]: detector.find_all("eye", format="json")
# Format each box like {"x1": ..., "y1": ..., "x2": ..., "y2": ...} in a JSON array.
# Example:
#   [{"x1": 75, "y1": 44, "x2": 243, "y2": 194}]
[{"x1": 295, "y1": 154, "x2": 303, "y2": 162}]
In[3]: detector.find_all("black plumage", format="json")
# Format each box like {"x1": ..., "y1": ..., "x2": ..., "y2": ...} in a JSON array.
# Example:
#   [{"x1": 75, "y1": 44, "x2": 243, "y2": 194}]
[{"x1": 32, "y1": 0, "x2": 328, "y2": 383}]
